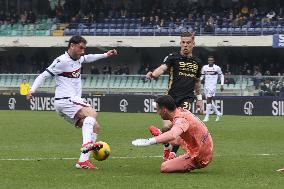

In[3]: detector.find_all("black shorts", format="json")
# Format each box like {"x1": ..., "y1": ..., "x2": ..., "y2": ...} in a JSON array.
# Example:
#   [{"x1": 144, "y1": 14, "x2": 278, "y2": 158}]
[{"x1": 175, "y1": 97, "x2": 195, "y2": 110}]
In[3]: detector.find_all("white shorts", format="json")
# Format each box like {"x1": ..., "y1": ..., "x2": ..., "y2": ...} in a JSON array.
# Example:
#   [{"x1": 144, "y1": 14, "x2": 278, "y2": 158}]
[
  {"x1": 54, "y1": 96, "x2": 91, "y2": 125},
  {"x1": 204, "y1": 87, "x2": 216, "y2": 98}
]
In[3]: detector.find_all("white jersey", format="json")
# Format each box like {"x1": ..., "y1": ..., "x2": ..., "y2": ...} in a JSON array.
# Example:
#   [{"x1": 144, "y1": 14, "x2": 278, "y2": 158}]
[
  {"x1": 30, "y1": 52, "x2": 107, "y2": 98},
  {"x1": 200, "y1": 64, "x2": 224, "y2": 89}
]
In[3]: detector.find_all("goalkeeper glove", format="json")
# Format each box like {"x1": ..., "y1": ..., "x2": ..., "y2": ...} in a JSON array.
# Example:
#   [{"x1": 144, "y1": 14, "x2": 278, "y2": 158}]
[{"x1": 132, "y1": 137, "x2": 157, "y2": 146}]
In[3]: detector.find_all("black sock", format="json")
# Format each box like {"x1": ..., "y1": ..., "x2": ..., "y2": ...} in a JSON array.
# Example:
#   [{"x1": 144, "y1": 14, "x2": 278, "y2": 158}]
[
  {"x1": 164, "y1": 143, "x2": 170, "y2": 148},
  {"x1": 172, "y1": 145, "x2": 179, "y2": 153}
]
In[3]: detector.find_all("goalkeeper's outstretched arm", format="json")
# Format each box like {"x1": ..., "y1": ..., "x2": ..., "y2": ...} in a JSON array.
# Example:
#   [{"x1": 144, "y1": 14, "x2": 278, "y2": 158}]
[{"x1": 132, "y1": 127, "x2": 183, "y2": 146}]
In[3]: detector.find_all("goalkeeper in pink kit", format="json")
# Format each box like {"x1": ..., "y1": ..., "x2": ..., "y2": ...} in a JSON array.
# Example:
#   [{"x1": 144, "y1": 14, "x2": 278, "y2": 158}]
[{"x1": 132, "y1": 95, "x2": 213, "y2": 173}]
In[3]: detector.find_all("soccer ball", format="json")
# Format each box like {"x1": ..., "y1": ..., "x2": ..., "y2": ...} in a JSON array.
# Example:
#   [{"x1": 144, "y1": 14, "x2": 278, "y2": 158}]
[{"x1": 93, "y1": 141, "x2": 111, "y2": 161}]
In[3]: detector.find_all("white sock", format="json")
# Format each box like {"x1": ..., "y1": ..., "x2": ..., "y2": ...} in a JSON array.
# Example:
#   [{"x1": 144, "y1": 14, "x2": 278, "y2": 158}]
[
  {"x1": 91, "y1": 133, "x2": 97, "y2": 143},
  {"x1": 205, "y1": 104, "x2": 212, "y2": 118},
  {"x1": 79, "y1": 117, "x2": 96, "y2": 162},
  {"x1": 82, "y1": 117, "x2": 96, "y2": 144},
  {"x1": 212, "y1": 102, "x2": 221, "y2": 116}
]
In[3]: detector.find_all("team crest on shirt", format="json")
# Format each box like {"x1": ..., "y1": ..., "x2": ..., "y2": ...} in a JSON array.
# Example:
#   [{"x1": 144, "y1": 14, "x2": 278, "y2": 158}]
[
  {"x1": 72, "y1": 69, "x2": 81, "y2": 78},
  {"x1": 59, "y1": 68, "x2": 81, "y2": 78}
]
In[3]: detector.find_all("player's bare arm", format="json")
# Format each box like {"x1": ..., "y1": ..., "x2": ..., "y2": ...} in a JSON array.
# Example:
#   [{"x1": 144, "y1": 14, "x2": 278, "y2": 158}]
[
  {"x1": 195, "y1": 78, "x2": 202, "y2": 96},
  {"x1": 195, "y1": 78, "x2": 203, "y2": 111},
  {"x1": 26, "y1": 92, "x2": 33, "y2": 100},
  {"x1": 146, "y1": 64, "x2": 168, "y2": 79},
  {"x1": 26, "y1": 71, "x2": 52, "y2": 100}
]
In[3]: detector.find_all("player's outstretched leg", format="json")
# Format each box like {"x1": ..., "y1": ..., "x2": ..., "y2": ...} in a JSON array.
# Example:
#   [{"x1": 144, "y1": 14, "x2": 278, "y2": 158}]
[
  {"x1": 76, "y1": 115, "x2": 100, "y2": 169},
  {"x1": 81, "y1": 141, "x2": 103, "y2": 154},
  {"x1": 276, "y1": 167, "x2": 284, "y2": 172}
]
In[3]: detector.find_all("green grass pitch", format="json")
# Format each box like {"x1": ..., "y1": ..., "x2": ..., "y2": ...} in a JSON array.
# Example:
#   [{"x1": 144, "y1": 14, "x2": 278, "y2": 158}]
[{"x1": 0, "y1": 110, "x2": 284, "y2": 189}]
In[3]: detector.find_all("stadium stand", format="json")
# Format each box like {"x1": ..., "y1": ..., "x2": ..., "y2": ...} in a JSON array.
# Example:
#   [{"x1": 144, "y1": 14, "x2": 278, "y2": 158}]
[
  {"x1": 1, "y1": 0, "x2": 284, "y2": 36},
  {"x1": 1, "y1": 74, "x2": 278, "y2": 96}
]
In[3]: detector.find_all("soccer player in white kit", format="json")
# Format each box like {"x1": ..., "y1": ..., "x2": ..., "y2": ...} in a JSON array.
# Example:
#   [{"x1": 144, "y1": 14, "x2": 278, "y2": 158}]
[
  {"x1": 200, "y1": 55, "x2": 224, "y2": 122},
  {"x1": 26, "y1": 36, "x2": 117, "y2": 169}
]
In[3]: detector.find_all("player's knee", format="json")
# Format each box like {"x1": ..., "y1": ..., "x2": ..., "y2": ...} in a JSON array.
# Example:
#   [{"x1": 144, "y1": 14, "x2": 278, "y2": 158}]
[
  {"x1": 84, "y1": 116, "x2": 96, "y2": 125},
  {"x1": 89, "y1": 110, "x2": 97, "y2": 118},
  {"x1": 81, "y1": 107, "x2": 98, "y2": 118}
]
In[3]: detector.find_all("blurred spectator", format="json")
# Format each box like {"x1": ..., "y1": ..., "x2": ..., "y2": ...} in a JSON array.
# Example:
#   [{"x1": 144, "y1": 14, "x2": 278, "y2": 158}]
[
  {"x1": 113, "y1": 65, "x2": 122, "y2": 75},
  {"x1": 204, "y1": 19, "x2": 214, "y2": 33},
  {"x1": 20, "y1": 10, "x2": 28, "y2": 24},
  {"x1": 141, "y1": 16, "x2": 148, "y2": 27},
  {"x1": 20, "y1": 79, "x2": 30, "y2": 95},
  {"x1": 271, "y1": 81, "x2": 282, "y2": 96},
  {"x1": 280, "y1": 82, "x2": 284, "y2": 97},
  {"x1": 55, "y1": 0, "x2": 64, "y2": 21},
  {"x1": 240, "y1": 5, "x2": 249, "y2": 16},
  {"x1": 121, "y1": 64, "x2": 130, "y2": 75},
  {"x1": 259, "y1": 80, "x2": 273, "y2": 96},
  {"x1": 16, "y1": 51, "x2": 26, "y2": 73},
  {"x1": 102, "y1": 65, "x2": 112, "y2": 74},
  {"x1": 244, "y1": 69, "x2": 252, "y2": 75},
  {"x1": 253, "y1": 66, "x2": 262, "y2": 89},
  {"x1": 27, "y1": 10, "x2": 36, "y2": 23},
  {"x1": 266, "y1": 10, "x2": 276, "y2": 21},
  {"x1": 0, "y1": 56, "x2": 3, "y2": 72},
  {"x1": 91, "y1": 66, "x2": 100, "y2": 74},
  {"x1": 224, "y1": 71, "x2": 236, "y2": 85},
  {"x1": 10, "y1": 12, "x2": 18, "y2": 24},
  {"x1": 264, "y1": 70, "x2": 271, "y2": 76},
  {"x1": 0, "y1": 10, "x2": 5, "y2": 24},
  {"x1": 138, "y1": 63, "x2": 151, "y2": 75}
]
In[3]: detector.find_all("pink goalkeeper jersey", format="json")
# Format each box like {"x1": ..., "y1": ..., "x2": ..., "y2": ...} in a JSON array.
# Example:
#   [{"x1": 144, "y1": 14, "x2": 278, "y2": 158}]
[{"x1": 172, "y1": 108, "x2": 213, "y2": 158}]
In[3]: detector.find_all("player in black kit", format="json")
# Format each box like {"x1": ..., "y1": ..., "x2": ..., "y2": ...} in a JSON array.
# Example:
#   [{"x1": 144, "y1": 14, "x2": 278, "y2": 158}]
[{"x1": 146, "y1": 32, "x2": 203, "y2": 161}]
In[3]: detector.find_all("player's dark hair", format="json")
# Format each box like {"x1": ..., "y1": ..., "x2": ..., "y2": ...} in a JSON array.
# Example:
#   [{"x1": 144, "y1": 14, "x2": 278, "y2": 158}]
[
  {"x1": 68, "y1": 35, "x2": 87, "y2": 48},
  {"x1": 181, "y1": 32, "x2": 194, "y2": 40},
  {"x1": 208, "y1": 55, "x2": 215, "y2": 59},
  {"x1": 155, "y1": 95, "x2": 176, "y2": 111}
]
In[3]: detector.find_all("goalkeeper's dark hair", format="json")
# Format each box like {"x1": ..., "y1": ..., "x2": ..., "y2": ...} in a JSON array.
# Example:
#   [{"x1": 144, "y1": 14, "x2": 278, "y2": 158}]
[
  {"x1": 155, "y1": 95, "x2": 176, "y2": 111},
  {"x1": 68, "y1": 35, "x2": 87, "y2": 48}
]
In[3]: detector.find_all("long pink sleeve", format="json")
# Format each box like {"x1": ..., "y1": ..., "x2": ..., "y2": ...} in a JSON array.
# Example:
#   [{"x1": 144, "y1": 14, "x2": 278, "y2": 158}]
[{"x1": 155, "y1": 126, "x2": 183, "y2": 144}]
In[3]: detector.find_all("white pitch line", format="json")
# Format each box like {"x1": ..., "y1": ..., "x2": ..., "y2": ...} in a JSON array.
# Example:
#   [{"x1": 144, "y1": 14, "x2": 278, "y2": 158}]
[
  {"x1": 0, "y1": 154, "x2": 277, "y2": 161},
  {"x1": 0, "y1": 156, "x2": 162, "y2": 161}
]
